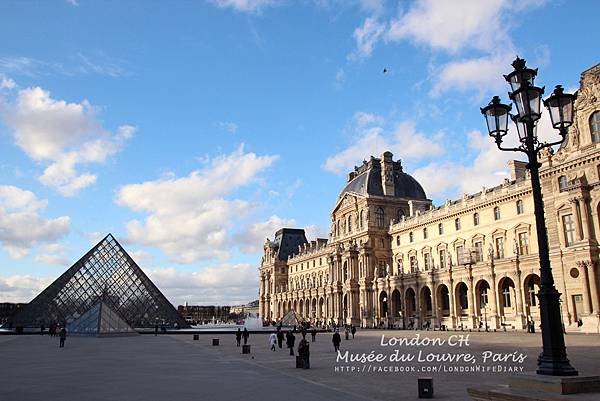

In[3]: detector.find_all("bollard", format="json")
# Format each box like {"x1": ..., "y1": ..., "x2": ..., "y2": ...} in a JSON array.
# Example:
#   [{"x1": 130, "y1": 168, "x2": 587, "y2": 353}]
[
  {"x1": 193, "y1": 334, "x2": 199, "y2": 340},
  {"x1": 418, "y1": 377, "x2": 433, "y2": 399},
  {"x1": 242, "y1": 344, "x2": 251, "y2": 354},
  {"x1": 212, "y1": 338, "x2": 219, "y2": 346}
]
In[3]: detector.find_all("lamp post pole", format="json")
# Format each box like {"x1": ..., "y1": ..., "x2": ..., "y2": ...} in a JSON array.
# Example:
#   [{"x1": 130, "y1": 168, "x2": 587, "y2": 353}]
[{"x1": 480, "y1": 57, "x2": 578, "y2": 376}]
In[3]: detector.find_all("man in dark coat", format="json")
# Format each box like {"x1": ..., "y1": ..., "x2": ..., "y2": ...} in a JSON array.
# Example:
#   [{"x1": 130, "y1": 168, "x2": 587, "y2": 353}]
[
  {"x1": 351, "y1": 325, "x2": 356, "y2": 339},
  {"x1": 242, "y1": 328, "x2": 250, "y2": 345},
  {"x1": 332, "y1": 330, "x2": 341, "y2": 352},
  {"x1": 298, "y1": 338, "x2": 310, "y2": 369},
  {"x1": 276, "y1": 329, "x2": 284, "y2": 348},
  {"x1": 301, "y1": 326, "x2": 307, "y2": 340},
  {"x1": 311, "y1": 327, "x2": 317, "y2": 342},
  {"x1": 59, "y1": 327, "x2": 67, "y2": 348},
  {"x1": 286, "y1": 330, "x2": 296, "y2": 356},
  {"x1": 235, "y1": 328, "x2": 242, "y2": 346}
]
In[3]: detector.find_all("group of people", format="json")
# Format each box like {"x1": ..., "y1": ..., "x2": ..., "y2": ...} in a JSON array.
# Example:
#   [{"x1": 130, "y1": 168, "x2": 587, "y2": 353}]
[
  {"x1": 40, "y1": 324, "x2": 67, "y2": 347},
  {"x1": 235, "y1": 327, "x2": 250, "y2": 346}
]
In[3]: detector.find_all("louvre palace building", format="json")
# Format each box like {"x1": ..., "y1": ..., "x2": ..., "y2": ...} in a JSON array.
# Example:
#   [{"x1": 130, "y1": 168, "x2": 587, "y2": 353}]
[{"x1": 259, "y1": 64, "x2": 600, "y2": 333}]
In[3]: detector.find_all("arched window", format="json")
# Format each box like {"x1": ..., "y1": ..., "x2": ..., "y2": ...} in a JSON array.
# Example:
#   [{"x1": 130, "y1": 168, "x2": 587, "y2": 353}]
[
  {"x1": 423, "y1": 227, "x2": 428, "y2": 239},
  {"x1": 591, "y1": 111, "x2": 600, "y2": 143},
  {"x1": 396, "y1": 235, "x2": 400, "y2": 246},
  {"x1": 455, "y1": 218, "x2": 461, "y2": 231},
  {"x1": 494, "y1": 206, "x2": 501, "y2": 220},
  {"x1": 502, "y1": 281, "x2": 513, "y2": 307},
  {"x1": 396, "y1": 208, "x2": 404, "y2": 222},
  {"x1": 409, "y1": 232, "x2": 414, "y2": 242},
  {"x1": 558, "y1": 175, "x2": 568, "y2": 192},
  {"x1": 473, "y1": 213, "x2": 480, "y2": 226},
  {"x1": 438, "y1": 223, "x2": 444, "y2": 235},
  {"x1": 516, "y1": 200, "x2": 524, "y2": 214},
  {"x1": 347, "y1": 215, "x2": 352, "y2": 233},
  {"x1": 337, "y1": 220, "x2": 341, "y2": 236},
  {"x1": 375, "y1": 207, "x2": 385, "y2": 228},
  {"x1": 359, "y1": 210, "x2": 364, "y2": 229}
]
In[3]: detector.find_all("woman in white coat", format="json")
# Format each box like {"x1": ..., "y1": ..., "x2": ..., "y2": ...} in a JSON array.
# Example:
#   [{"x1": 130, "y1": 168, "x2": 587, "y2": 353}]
[{"x1": 269, "y1": 332, "x2": 277, "y2": 351}]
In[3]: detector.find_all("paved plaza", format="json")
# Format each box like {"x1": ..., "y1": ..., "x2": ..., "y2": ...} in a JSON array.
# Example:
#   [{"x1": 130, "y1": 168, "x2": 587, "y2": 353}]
[{"x1": 1, "y1": 330, "x2": 599, "y2": 401}]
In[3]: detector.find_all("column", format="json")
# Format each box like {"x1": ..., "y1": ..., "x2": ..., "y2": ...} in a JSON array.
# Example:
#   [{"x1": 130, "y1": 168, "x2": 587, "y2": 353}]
[
  {"x1": 571, "y1": 198, "x2": 584, "y2": 241},
  {"x1": 579, "y1": 197, "x2": 592, "y2": 240},
  {"x1": 587, "y1": 261, "x2": 600, "y2": 314},
  {"x1": 580, "y1": 261, "x2": 593, "y2": 315}
]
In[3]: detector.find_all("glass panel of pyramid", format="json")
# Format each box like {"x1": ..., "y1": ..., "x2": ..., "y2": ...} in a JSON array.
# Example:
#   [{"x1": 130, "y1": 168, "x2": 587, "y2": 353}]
[
  {"x1": 10, "y1": 234, "x2": 189, "y2": 329},
  {"x1": 67, "y1": 300, "x2": 138, "y2": 336}
]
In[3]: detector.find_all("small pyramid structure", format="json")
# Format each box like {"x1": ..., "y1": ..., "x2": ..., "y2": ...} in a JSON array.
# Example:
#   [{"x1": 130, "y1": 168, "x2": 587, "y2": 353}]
[
  {"x1": 280, "y1": 310, "x2": 303, "y2": 327},
  {"x1": 9, "y1": 234, "x2": 189, "y2": 329},
  {"x1": 67, "y1": 299, "x2": 138, "y2": 337}
]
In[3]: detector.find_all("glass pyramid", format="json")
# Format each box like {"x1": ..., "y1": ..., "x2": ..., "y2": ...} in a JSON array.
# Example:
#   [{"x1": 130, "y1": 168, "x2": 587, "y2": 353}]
[
  {"x1": 67, "y1": 300, "x2": 138, "y2": 336},
  {"x1": 10, "y1": 234, "x2": 189, "y2": 329}
]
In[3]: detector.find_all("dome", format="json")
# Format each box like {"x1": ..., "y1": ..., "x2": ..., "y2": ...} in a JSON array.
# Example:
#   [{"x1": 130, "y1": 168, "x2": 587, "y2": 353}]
[{"x1": 338, "y1": 154, "x2": 427, "y2": 200}]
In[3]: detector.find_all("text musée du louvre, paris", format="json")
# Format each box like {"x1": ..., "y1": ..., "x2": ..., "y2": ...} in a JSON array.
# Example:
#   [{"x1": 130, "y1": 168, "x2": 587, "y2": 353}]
[{"x1": 259, "y1": 64, "x2": 600, "y2": 335}]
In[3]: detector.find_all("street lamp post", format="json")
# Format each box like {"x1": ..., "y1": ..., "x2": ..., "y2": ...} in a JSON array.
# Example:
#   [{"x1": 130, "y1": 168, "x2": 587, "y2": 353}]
[{"x1": 480, "y1": 57, "x2": 578, "y2": 376}]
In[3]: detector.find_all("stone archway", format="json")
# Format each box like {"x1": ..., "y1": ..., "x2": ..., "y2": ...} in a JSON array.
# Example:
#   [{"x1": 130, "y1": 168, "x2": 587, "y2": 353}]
[{"x1": 523, "y1": 274, "x2": 541, "y2": 320}]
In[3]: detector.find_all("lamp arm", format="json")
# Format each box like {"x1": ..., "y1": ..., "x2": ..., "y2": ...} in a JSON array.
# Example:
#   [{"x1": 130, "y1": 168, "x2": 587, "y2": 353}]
[{"x1": 495, "y1": 142, "x2": 526, "y2": 154}]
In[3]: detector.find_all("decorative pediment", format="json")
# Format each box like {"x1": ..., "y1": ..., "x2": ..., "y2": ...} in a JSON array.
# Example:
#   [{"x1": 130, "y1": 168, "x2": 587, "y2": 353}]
[
  {"x1": 471, "y1": 233, "x2": 485, "y2": 243},
  {"x1": 436, "y1": 242, "x2": 448, "y2": 251},
  {"x1": 420, "y1": 245, "x2": 432, "y2": 255},
  {"x1": 491, "y1": 228, "x2": 507, "y2": 237},
  {"x1": 452, "y1": 237, "x2": 465, "y2": 247},
  {"x1": 512, "y1": 222, "x2": 531, "y2": 233}
]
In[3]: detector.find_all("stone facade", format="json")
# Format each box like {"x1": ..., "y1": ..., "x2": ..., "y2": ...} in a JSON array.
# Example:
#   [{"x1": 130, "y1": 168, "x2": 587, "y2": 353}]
[{"x1": 259, "y1": 64, "x2": 600, "y2": 333}]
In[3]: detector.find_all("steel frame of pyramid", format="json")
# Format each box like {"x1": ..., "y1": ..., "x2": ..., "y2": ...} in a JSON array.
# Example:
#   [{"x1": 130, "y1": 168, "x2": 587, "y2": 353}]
[{"x1": 10, "y1": 234, "x2": 189, "y2": 329}]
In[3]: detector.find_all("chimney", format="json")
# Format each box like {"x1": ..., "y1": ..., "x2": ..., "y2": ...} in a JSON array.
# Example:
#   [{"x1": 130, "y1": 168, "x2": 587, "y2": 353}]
[
  {"x1": 381, "y1": 151, "x2": 395, "y2": 196},
  {"x1": 508, "y1": 160, "x2": 527, "y2": 181}
]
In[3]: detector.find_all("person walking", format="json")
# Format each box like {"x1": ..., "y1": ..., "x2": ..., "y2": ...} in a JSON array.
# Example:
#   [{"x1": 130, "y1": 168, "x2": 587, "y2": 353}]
[
  {"x1": 242, "y1": 328, "x2": 250, "y2": 345},
  {"x1": 311, "y1": 327, "x2": 317, "y2": 342},
  {"x1": 286, "y1": 330, "x2": 296, "y2": 356},
  {"x1": 154, "y1": 323, "x2": 159, "y2": 336},
  {"x1": 235, "y1": 328, "x2": 242, "y2": 347},
  {"x1": 269, "y1": 332, "x2": 277, "y2": 351},
  {"x1": 332, "y1": 330, "x2": 341, "y2": 353},
  {"x1": 351, "y1": 325, "x2": 356, "y2": 339},
  {"x1": 59, "y1": 327, "x2": 67, "y2": 348},
  {"x1": 276, "y1": 329, "x2": 284, "y2": 349},
  {"x1": 298, "y1": 338, "x2": 310, "y2": 369},
  {"x1": 301, "y1": 326, "x2": 307, "y2": 340}
]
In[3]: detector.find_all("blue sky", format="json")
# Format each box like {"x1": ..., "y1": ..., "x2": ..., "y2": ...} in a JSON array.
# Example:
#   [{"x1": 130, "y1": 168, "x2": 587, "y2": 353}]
[{"x1": 0, "y1": 0, "x2": 598, "y2": 305}]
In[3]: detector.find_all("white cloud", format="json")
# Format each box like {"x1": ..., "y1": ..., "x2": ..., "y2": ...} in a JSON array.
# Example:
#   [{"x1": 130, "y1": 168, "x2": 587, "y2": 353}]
[
  {"x1": 349, "y1": 17, "x2": 386, "y2": 59},
  {"x1": 115, "y1": 145, "x2": 278, "y2": 263},
  {"x1": 0, "y1": 275, "x2": 54, "y2": 303},
  {"x1": 430, "y1": 52, "x2": 515, "y2": 98},
  {"x1": 1, "y1": 76, "x2": 15, "y2": 90},
  {"x1": 323, "y1": 117, "x2": 444, "y2": 174},
  {"x1": 209, "y1": 0, "x2": 280, "y2": 13},
  {"x1": 387, "y1": 0, "x2": 509, "y2": 54},
  {"x1": 334, "y1": 68, "x2": 346, "y2": 90},
  {"x1": 146, "y1": 263, "x2": 259, "y2": 305},
  {"x1": 0, "y1": 86, "x2": 135, "y2": 195},
  {"x1": 66, "y1": 0, "x2": 79, "y2": 6},
  {"x1": 35, "y1": 242, "x2": 70, "y2": 266},
  {"x1": 235, "y1": 215, "x2": 296, "y2": 254},
  {"x1": 0, "y1": 186, "x2": 70, "y2": 258},
  {"x1": 217, "y1": 121, "x2": 239, "y2": 133}
]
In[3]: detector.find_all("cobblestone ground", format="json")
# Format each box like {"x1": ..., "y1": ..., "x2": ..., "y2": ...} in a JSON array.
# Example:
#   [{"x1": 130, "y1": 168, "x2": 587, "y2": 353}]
[{"x1": 1, "y1": 330, "x2": 598, "y2": 401}]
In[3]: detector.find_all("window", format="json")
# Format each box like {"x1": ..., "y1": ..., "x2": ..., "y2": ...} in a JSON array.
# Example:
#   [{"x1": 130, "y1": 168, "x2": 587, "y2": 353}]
[
  {"x1": 378, "y1": 260, "x2": 386, "y2": 277},
  {"x1": 558, "y1": 175, "x2": 568, "y2": 192},
  {"x1": 474, "y1": 241, "x2": 483, "y2": 262},
  {"x1": 409, "y1": 232, "x2": 414, "y2": 242},
  {"x1": 527, "y1": 281, "x2": 537, "y2": 306},
  {"x1": 494, "y1": 206, "x2": 501, "y2": 220},
  {"x1": 458, "y1": 283, "x2": 468, "y2": 310},
  {"x1": 473, "y1": 213, "x2": 480, "y2": 226},
  {"x1": 591, "y1": 111, "x2": 600, "y2": 143},
  {"x1": 480, "y1": 283, "x2": 489, "y2": 307},
  {"x1": 518, "y1": 232, "x2": 529, "y2": 255},
  {"x1": 562, "y1": 214, "x2": 576, "y2": 246},
  {"x1": 439, "y1": 249, "x2": 446, "y2": 268},
  {"x1": 502, "y1": 282, "x2": 512, "y2": 308},
  {"x1": 423, "y1": 253, "x2": 430, "y2": 270},
  {"x1": 516, "y1": 200, "x2": 524, "y2": 215},
  {"x1": 409, "y1": 255, "x2": 417, "y2": 273},
  {"x1": 423, "y1": 227, "x2": 428, "y2": 239},
  {"x1": 313, "y1": 260, "x2": 315, "y2": 267},
  {"x1": 359, "y1": 210, "x2": 364, "y2": 229},
  {"x1": 375, "y1": 207, "x2": 385, "y2": 228},
  {"x1": 438, "y1": 223, "x2": 444, "y2": 235},
  {"x1": 455, "y1": 218, "x2": 461, "y2": 231},
  {"x1": 396, "y1": 235, "x2": 400, "y2": 246},
  {"x1": 337, "y1": 220, "x2": 341, "y2": 236},
  {"x1": 396, "y1": 208, "x2": 404, "y2": 222},
  {"x1": 495, "y1": 237, "x2": 504, "y2": 259},
  {"x1": 347, "y1": 215, "x2": 352, "y2": 233},
  {"x1": 456, "y1": 245, "x2": 464, "y2": 264}
]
